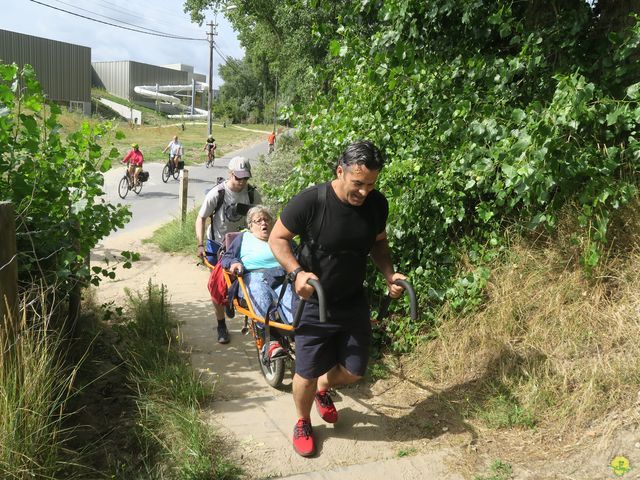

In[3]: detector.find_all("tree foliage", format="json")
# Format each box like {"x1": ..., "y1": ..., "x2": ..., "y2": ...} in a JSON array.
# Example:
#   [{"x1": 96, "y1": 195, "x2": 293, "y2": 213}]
[
  {"x1": 184, "y1": 0, "x2": 350, "y2": 122},
  {"x1": 0, "y1": 64, "x2": 130, "y2": 300},
  {"x1": 185, "y1": 0, "x2": 640, "y2": 351}
]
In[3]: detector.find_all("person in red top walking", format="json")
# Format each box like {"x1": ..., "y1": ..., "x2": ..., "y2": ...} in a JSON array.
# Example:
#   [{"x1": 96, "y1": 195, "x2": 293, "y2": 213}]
[
  {"x1": 122, "y1": 143, "x2": 144, "y2": 186},
  {"x1": 267, "y1": 130, "x2": 276, "y2": 153}
]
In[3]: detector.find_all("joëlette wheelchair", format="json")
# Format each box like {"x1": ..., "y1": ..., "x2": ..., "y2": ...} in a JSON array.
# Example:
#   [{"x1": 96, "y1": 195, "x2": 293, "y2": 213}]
[{"x1": 204, "y1": 233, "x2": 418, "y2": 389}]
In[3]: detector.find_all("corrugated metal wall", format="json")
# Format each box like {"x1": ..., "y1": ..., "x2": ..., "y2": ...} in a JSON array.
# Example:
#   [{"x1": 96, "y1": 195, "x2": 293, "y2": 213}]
[
  {"x1": 0, "y1": 29, "x2": 91, "y2": 103},
  {"x1": 92, "y1": 61, "x2": 130, "y2": 99},
  {"x1": 92, "y1": 60, "x2": 189, "y2": 102}
]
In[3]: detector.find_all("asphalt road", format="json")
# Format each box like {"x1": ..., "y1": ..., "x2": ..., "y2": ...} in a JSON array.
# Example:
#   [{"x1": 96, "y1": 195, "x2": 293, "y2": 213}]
[{"x1": 102, "y1": 141, "x2": 268, "y2": 237}]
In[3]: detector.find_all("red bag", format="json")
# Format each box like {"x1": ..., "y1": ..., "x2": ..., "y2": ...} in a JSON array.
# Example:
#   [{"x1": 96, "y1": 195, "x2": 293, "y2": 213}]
[{"x1": 207, "y1": 261, "x2": 228, "y2": 305}]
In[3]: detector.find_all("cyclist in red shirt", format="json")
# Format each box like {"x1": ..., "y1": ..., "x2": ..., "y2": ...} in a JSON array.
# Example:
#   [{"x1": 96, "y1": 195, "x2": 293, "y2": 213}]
[
  {"x1": 267, "y1": 131, "x2": 276, "y2": 153},
  {"x1": 122, "y1": 143, "x2": 144, "y2": 186}
]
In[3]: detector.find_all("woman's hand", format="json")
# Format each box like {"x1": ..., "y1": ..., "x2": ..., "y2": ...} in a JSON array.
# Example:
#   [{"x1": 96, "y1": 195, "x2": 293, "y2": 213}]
[{"x1": 230, "y1": 262, "x2": 243, "y2": 275}]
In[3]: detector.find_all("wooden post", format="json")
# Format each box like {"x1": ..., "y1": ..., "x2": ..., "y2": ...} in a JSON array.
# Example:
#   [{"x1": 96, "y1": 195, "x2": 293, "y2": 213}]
[
  {"x1": 179, "y1": 169, "x2": 189, "y2": 224},
  {"x1": 0, "y1": 202, "x2": 18, "y2": 329}
]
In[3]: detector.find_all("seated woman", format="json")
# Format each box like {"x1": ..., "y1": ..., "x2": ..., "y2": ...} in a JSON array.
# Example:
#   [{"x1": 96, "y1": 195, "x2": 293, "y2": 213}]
[{"x1": 221, "y1": 205, "x2": 298, "y2": 358}]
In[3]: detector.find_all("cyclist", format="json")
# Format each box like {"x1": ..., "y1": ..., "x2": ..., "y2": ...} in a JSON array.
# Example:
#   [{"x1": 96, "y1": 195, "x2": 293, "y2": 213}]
[
  {"x1": 203, "y1": 136, "x2": 217, "y2": 166},
  {"x1": 267, "y1": 130, "x2": 276, "y2": 154},
  {"x1": 122, "y1": 143, "x2": 144, "y2": 186},
  {"x1": 162, "y1": 135, "x2": 183, "y2": 171}
]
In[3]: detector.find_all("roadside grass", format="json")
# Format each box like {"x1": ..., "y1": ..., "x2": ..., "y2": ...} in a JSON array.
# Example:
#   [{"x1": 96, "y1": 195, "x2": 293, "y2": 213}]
[
  {"x1": 92, "y1": 88, "x2": 170, "y2": 127},
  {"x1": 146, "y1": 207, "x2": 200, "y2": 254},
  {"x1": 473, "y1": 460, "x2": 513, "y2": 480},
  {"x1": 117, "y1": 282, "x2": 240, "y2": 479},
  {"x1": 367, "y1": 361, "x2": 392, "y2": 382},
  {"x1": 0, "y1": 291, "x2": 81, "y2": 479},
  {"x1": 396, "y1": 447, "x2": 418, "y2": 457},
  {"x1": 108, "y1": 122, "x2": 270, "y2": 166},
  {"x1": 474, "y1": 390, "x2": 535, "y2": 429},
  {"x1": 63, "y1": 282, "x2": 241, "y2": 479},
  {"x1": 58, "y1": 94, "x2": 273, "y2": 167},
  {"x1": 408, "y1": 199, "x2": 640, "y2": 439}
]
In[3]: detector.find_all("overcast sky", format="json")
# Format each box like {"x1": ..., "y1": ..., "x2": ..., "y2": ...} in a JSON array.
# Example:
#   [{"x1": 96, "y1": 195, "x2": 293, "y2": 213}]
[{"x1": 1, "y1": 0, "x2": 243, "y2": 87}]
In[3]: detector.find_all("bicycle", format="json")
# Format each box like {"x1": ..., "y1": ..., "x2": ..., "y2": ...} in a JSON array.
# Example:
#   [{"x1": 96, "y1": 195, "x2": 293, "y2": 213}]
[
  {"x1": 161, "y1": 155, "x2": 183, "y2": 183},
  {"x1": 205, "y1": 149, "x2": 215, "y2": 168},
  {"x1": 117, "y1": 168, "x2": 144, "y2": 199}
]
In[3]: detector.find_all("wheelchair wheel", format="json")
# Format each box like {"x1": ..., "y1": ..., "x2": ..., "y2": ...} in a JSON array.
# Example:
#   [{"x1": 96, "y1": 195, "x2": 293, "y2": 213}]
[
  {"x1": 161, "y1": 163, "x2": 171, "y2": 183},
  {"x1": 117, "y1": 176, "x2": 129, "y2": 199},
  {"x1": 256, "y1": 345, "x2": 285, "y2": 388}
]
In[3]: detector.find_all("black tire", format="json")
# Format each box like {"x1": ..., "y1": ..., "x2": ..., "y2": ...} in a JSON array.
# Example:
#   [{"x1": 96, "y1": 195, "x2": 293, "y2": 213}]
[
  {"x1": 161, "y1": 164, "x2": 170, "y2": 183},
  {"x1": 172, "y1": 162, "x2": 180, "y2": 180},
  {"x1": 133, "y1": 181, "x2": 142, "y2": 195},
  {"x1": 256, "y1": 344, "x2": 285, "y2": 388},
  {"x1": 117, "y1": 176, "x2": 129, "y2": 199}
]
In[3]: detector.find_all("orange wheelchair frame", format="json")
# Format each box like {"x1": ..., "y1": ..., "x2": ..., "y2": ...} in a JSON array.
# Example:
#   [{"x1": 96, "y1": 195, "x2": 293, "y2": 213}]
[
  {"x1": 203, "y1": 252, "x2": 324, "y2": 387},
  {"x1": 204, "y1": 241, "x2": 417, "y2": 389}
]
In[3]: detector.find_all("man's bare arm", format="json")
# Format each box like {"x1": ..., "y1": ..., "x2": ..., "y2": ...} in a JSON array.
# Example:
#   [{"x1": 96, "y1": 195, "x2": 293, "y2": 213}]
[
  {"x1": 370, "y1": 230, "x2": 406, "y2": 298},
  {"x1": 195, "y1": 215, "x2": 206, "y2": 258},
  {"x1": 268, "y1": 218, "x2": 298, "y2": 272},
  {"x1": 268, "y1": 218, "x2": 318, "y2": 298}
]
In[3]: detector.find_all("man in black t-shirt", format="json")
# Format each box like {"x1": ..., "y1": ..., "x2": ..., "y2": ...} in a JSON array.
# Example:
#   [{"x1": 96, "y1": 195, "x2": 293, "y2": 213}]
[{"x1": 269, "y1": 140, "x2": 406, "y2": 457}]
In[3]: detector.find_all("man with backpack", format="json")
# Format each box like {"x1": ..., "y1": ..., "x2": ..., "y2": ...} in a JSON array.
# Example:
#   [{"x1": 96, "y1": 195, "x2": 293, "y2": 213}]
[
  {"x1": 268, "y1": 140, "x2": 406, "y2": 457},
  {"x1": 196, "y1": 156, "x2": 261, "y2": 344}
]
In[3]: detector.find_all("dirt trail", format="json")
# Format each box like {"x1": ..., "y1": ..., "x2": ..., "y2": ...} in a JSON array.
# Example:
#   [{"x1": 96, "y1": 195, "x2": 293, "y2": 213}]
[
  {"x1": 94, "y1": 228, "x2": 632, "y2": 479},
  {"x1": 94, "y1": 228, "x2": 473, "y2": 479}
]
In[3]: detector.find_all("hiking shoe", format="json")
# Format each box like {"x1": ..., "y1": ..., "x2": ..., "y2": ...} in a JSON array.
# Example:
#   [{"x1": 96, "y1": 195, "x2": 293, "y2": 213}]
[
  {"x1": 267, "y1": 341, "x2": 285, "y2": 360},
  {"x1": 315, "y1": 390, "x2": 338, "y2": 423},
  {"x1": 292, "y1": 418, "x2": 315, "y2": 457},
  {"x1": 217, "y1": 325, "x2": 230, "y2": 344}
]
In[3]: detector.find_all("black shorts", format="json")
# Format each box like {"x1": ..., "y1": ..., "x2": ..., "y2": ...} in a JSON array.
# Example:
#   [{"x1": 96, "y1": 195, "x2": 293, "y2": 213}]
[{"x1": 294, "y1": 298, "x2": 371, "y2": 379}]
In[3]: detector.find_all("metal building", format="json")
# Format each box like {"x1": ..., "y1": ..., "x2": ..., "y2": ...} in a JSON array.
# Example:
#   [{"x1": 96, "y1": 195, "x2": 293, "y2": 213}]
[
  {"x1": 163, "y1": 63, "x2": 206, "y2": 84},
  {"x1": 92, "y1": 60, "x2": 188, "y2": 107},
  {"x1": 0, "y1": 29, "x2": 91, "y2": 114}
]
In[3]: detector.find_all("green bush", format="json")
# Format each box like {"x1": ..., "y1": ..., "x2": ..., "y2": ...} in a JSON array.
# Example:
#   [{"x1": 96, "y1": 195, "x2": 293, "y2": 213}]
[
  {"x1": 270, "y1": 3, "x2": 640, "y2": 349},
  {"x1": 0, "y1": 63, "x2": 130, "y2": 294}
]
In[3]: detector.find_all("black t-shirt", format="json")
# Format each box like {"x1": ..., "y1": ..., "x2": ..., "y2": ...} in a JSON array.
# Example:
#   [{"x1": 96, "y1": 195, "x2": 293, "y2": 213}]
[{"x1": 280, "y1": 181, "x2": 388, "y2": 305}]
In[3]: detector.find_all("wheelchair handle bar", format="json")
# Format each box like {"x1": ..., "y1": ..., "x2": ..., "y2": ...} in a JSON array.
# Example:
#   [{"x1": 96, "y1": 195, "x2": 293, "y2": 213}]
[
  {"x1": 378, "y1": 279, "x2": 418, "y2": 322},
  {"x1": 292, "y1": 278, "x2": 327, "y2": 328}
]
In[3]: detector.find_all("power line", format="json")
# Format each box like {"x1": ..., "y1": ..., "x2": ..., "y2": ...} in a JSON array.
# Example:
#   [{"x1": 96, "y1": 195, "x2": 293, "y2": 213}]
[
  {"x1": 28, "y1": 0, "x2": 206, "y2": 41},
  {"x1": 48, "y1": 0, "x2": 194, "y2": 37},
  {"x1": 90, "y1": 0, "x2": 203, "y2": 38}
]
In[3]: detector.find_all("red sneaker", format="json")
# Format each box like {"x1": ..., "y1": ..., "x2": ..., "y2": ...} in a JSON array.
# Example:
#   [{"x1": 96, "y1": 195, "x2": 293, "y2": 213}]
[
  {"x1": 315, "y1": 390, "x2": 338, "y2": 423},
  {"x1": 292, "y1": 418, "x2": 315, "y2": 457},
  {"x1": 267, "y1": 341, "x2": 285, "y2": 360}
]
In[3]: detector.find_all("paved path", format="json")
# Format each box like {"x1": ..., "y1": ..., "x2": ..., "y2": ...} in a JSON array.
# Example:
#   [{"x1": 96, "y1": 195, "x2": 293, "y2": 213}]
[
  {"x1": 95, "y1": 226, "x2": 467, "y2": 479},
  {"x1": 102, "y1": 143, "x2": 268, "y2": 236}
]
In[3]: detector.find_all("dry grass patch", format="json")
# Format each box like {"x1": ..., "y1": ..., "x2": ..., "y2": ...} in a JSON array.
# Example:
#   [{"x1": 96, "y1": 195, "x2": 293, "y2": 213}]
[{"x1": 408, "y1": 202, "x2": 640, "y2": 439}]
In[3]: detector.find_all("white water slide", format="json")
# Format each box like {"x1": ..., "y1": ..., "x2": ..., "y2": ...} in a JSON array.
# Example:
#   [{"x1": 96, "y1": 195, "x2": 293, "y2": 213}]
[{"x1": 133, "y1": 82, "x2": 209, "y2": 119}]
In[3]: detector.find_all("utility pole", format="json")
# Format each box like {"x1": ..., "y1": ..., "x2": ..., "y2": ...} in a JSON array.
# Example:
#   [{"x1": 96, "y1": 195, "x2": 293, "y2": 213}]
[{"x1": 206, "y1": 20, "x2": 217, "y2": 136}]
